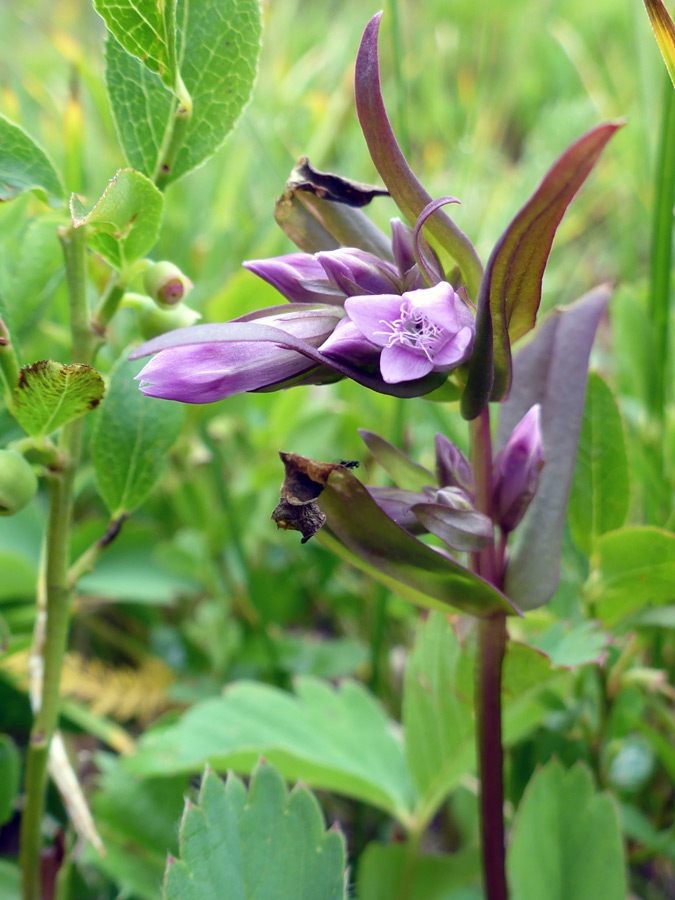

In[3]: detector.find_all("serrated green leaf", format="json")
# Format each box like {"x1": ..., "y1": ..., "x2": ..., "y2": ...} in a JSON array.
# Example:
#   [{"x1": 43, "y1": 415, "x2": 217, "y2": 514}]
[
  {"x1": 568, "y1": 373, "x2": 629, "y2": 555},
  {"x1": 594, "y1": 526, "x2": 675, "y2": 625},
  {"x1": 13, "y1": 361, "x2": 104, "y2": 439},
  {"x1": 0, "y1": 114, "x2": 64, "y2": 206},
  {"x1": 0, "y1": 735, "x2": 20, "y2": 826},
  {"x1": 94, "y1": 0, "x2": 178, "y2": 90},
  {"x1": 91, "y1": 356, "x2": 183, "y2": 516},
  {"x1": 124, "y1": 677, "x2": 415, "y2": 825},
  {"x1": 105, "y1": 0, "x2": 261, "y2": 185},
  {"x1": 165, "y1": 763, "x2": 346, "y2": 900},
  {"x1": 507, "y1": 760, "x2": 626, "y2": 900},
  {"x1": 71, "y1": 169, "x2": 163, "y2": 269}
]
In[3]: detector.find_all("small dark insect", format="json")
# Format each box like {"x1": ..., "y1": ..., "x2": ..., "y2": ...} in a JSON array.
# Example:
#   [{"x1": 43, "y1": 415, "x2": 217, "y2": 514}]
[{"x1": 338, "y1": 459, "x2": 360, "y2": 469}]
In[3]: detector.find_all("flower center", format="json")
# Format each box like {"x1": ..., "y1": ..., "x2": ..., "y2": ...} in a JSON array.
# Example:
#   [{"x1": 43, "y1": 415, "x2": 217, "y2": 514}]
[{"x1": 374, "y1": 301, "x2": 446, "y2": 361}]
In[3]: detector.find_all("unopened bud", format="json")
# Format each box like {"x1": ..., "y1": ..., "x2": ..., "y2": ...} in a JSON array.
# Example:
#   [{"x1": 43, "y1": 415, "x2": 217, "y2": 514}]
[
  {"x1": 492, "y1": 404, "x2": 544, "y2": 533},
  {"x1": 0, "y1": 450, "x2": 38, "y2": 516},
  {"x1": 143, "y1": 261, "x2": 193, "y2": 308},
  {"x1": 435, "y1": 434, "x2": 475, "y2": 496}
]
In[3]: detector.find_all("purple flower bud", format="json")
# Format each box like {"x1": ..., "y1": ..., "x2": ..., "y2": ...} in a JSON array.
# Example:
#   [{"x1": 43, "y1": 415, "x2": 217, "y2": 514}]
[
  {"x1": 434, "y1": 434, "x2": 475, "y2": 496},
  {"x1": 316, "y1": 248, "x2": 401, "y2": 296},
  {"x1": 492, "y1": 404, "x2": 544, "y2": 533},
  {"x1": 318, "y1": 317, "x2": 381, "y2": 366},
  {"x1": 344, "y1": 282, "x2": 475, "y2": 384},
  {"x1": 135, "y1": 307, "x2": 342, "y2": 403},
  {"x1": 390, "y1": 218, "x2": 417, "y2": 276},
  {"x1": 243, "y1": 253, "x2": 343, "y2": 306},
  {"x1": 434, "y1": 486, "x2": 474, "y2": 510}
]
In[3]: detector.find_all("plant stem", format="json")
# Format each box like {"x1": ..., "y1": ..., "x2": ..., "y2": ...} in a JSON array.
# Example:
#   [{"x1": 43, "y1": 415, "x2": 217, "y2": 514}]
[
  {"x1": 475, "y1": 613, "x2": 508, "y2": 900},
  {"x1": 20, "y1": 225, "x2": 93, "y2": 900},
  {"x1": 154, "y1": 75, "x2": 193, "y2": 191},
  {"x1": 469, "y1": 407, "x2": 508, "y2": 900},
  {"x1": 0, "y1": 316, "x2": 19, "y2": 412}
]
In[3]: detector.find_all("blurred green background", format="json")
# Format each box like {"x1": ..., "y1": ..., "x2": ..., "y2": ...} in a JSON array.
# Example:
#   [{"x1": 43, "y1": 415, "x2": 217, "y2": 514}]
[{"x1": 1, "y1": 0, "x2": 674, "y2": 897}]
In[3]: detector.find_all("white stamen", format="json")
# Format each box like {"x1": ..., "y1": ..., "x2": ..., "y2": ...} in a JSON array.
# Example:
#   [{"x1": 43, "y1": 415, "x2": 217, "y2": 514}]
[{"x1": 373, "y1": 301, "x2": 447, "y2": 361}]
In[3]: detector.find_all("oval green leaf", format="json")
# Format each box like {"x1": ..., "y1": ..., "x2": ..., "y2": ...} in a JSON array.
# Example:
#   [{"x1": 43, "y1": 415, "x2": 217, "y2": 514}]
[
  {"x1": 0, "y1": 114, "x2": 64, "y2": 207},
  {"x1": 91, "y1": 356, "x2": 184, "y2": 516},
  {"x1": 71, "y1": 169, "x2": 163, "y2": 270}
]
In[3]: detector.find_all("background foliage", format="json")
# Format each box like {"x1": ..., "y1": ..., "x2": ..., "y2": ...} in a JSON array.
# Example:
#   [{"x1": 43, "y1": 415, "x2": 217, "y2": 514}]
[{"x1": 0, "y1": 0, "x2": 673, "y2": 897}]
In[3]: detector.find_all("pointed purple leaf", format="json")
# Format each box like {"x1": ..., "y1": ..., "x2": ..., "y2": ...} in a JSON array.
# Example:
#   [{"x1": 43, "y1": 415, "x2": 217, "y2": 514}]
[
  {"x1": 462, "y1": 124, "x2": 621, "y2": 418},
  {"x1": 411, "y1": 502, "x2": 493, "y2": 553},
  {"x1": 496, "y1": 286, "x2": 610, "y2": 609},
  {"x1": 359, "y1": 429, "x2": 435, "y2": 490},
  {"x1": 317, "y1": 466, "x2": 516, "y2": 617},
  {"x1": 354, "y1": 13, "x2": 483, "y2": 298}
]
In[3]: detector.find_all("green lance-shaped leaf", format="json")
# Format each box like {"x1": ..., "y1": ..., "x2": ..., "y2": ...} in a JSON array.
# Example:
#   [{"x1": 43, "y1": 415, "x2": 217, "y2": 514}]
[
  {"x1": 354, "y1": 13, "x2": 483, "y2": 299},
  {"x1": 568, "y1": 372, "x2": 629, "y2": 556},
  {"x1": 592, "y1": 526, "x2": 675, "y2": 626},
  {"x1": 643, "y1": 0, "x2": 675, "y2": 88},
  {"x1": 164, "y1": 763, "x2": 347, "y2": 900},
  {"x1": 462, "y1": 123, "x2": 621, "y2": 419},
  {"x1": 358, "y1": 429, "x2": 434, "y2": 491},
  {"x1": 13, "y1": 361, "x2": 105, "y2": 439},
  {"x1": 125, "y1": 677, "x2": 415, "y2": 825},
  {"x1": 312, "y1": 462, "x2": 514, "y2": 617},
  {"x1": 91, "y1": 356, "x2": 183, "y2": 517},
  {"x1": 0, "y1": 114, "x2": 64, "y2": 206},
  {"x1": 497, "y1": 286, "x2": 610, "y2": 610},
  {"x1": 105, "y1": 0, "x2": 261, "y2": 187},
  {"x1": 71, "y1": 169, "x2": 163, "y2": 270},
  {"x1": 507, "y1": 760, "x2": 626, "y2": 900},
  {"x1": 94, "y1": 0, "x2": 178, "y2": 91}
]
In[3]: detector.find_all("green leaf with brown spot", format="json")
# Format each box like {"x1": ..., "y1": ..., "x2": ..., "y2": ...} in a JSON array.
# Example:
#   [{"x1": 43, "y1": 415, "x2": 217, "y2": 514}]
[
  {"x1": 94, "y1": 0, "x2": 178, "y2": 90},
  {"x1": 14, "y1": 361, "x2": 105, "y2": 439},
  {"x1": 71, "y1": 168, "x2": 163, "y2": 270}
]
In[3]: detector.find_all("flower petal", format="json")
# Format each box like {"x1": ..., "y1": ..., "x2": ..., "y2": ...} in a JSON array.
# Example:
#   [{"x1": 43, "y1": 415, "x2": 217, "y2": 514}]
[
  {"x1": 433, "y1": 325, "x2": 475, "y2": 366},
  {"x1": 343, "y1": 294, "x2": 407, "y2": 347},
  {"x1": 380, "y1": 343, "x2": 434, "y2": 383}
]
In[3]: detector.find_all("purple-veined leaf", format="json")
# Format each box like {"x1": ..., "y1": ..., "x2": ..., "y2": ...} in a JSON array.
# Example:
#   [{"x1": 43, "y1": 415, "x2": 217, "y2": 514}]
[
  {"x1": 354, "y1": 13, "x2": 483, "y2": 299},
  {"x1": 358, "y1": 429, "x2": 434, "y2": 490},
  {"x1": 462, "y1": 124, "x2": 621, "y2": 419},
  {"x1": 411, "y1": 503, "x2": 493, "y2": 553},
  {"x1": 643, "y1": 0, "x2": 675, "y2": 87},
  {"x1": 496, "y1": 286, "x2": 610, "y2": 609},
  {"x1": 317, "y1": 465, "x2": 516, "y2": 618},
  {"x1": 128, "y1": 320, "x2": 447, "y2": 399}
]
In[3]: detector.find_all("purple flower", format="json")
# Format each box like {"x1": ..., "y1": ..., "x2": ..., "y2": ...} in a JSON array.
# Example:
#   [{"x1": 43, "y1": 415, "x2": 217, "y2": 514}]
[
  {"x1": 342, "y1": 282, "x2": 475, "y2": 383},
  {"x1": 135, "y1": 307, "x2": 341, "y2": 403},
  {"x1": 492, "y1": 404, "x2": 544, "y2": 533},
  {"x1": 242, "y1": 253, "x2": 343, "y2": 306}
]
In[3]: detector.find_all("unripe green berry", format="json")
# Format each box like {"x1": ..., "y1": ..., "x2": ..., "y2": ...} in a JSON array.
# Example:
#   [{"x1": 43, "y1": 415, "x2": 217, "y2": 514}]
[
  {"x1": 0, "y1": 450, "x2": 38, "y2": 516},
  {"x1": 143, "y1": 261, "x2": 193, "y2": 309},
  {"x1": 126, "y1": 293, "x2": 201, "y2": 340}
]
